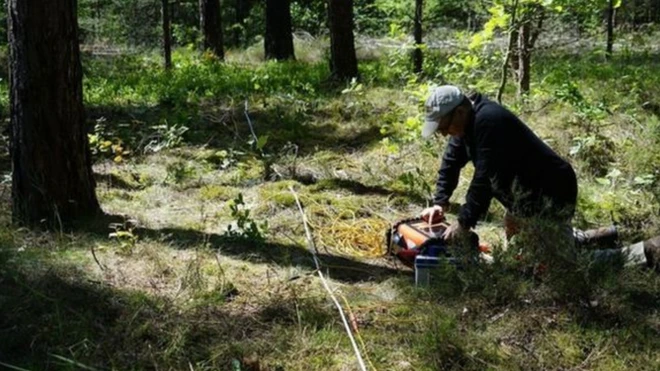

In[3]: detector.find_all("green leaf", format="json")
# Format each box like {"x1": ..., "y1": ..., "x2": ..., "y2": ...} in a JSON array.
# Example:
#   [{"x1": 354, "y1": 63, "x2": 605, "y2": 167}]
[
  {"x1": 606, "y1": 168, "x2": 622, "y2": 179},
  {"x1": 633, "y1": 175, "x2": 654, "y2": 185},
  {"x1": 256, "y1": 135, "x2": 269, "y2": 151},
  {"x1": 595, "y1": 177, "x2": 610, "y2": 186}
]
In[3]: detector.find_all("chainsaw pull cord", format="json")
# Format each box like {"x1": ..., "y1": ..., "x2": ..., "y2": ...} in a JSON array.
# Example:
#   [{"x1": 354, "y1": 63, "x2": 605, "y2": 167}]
[
  {"x1": 428, "y1": 210, "x2": 434, "y2": 234},
  {"x1": 426, "y1": 206, "x2": 443, "y2": 234}
]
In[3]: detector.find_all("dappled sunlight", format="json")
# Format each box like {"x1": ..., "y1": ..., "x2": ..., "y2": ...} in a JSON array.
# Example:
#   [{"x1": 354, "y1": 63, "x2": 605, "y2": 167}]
[{"x1": 2, "y1": 1, "x2": 660, "y2": 369}]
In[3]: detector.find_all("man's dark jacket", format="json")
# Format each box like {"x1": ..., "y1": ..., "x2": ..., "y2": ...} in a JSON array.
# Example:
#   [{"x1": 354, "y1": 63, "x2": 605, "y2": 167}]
[{"x1": 433, "y1": 93, "x2": 577, "y2": 228}]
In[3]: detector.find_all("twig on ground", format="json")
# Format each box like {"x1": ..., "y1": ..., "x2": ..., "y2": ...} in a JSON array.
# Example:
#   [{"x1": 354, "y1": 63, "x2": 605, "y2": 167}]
[
  {"x1": 572, "y1": 340, "x2": 611, "y2": 371},
  {"x1": 521, "y1": 99, "x2": 555, "y2": 114},
  {"x1": 90, "y1": 244, "x2": 106, "y2": 272},
  {"x1": 489, "y1": 308, "x2": 510, "y2": 323}
]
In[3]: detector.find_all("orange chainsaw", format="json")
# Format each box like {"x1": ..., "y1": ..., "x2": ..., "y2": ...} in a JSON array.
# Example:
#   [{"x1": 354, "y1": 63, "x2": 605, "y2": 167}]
[{"x1": 386, "y1": 216, "x2": 489, "y2": 268}]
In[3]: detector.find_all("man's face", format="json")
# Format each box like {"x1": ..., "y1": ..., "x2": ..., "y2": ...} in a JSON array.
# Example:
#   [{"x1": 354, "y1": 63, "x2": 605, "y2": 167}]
[{"x1": 436, "y1": 106, "x2": 466, "y2": 138}]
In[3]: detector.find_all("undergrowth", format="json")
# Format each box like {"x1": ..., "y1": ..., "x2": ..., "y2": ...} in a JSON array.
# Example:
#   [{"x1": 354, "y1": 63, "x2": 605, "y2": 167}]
[{"x1": 1, "y1": 32, "x2": 660, "y2": 370}]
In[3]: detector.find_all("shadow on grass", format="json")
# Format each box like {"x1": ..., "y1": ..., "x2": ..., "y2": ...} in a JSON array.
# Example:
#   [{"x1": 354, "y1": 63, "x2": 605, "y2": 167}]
[
  {"x1": 307, "y1": 177, "x2": 401, "y2": 195},
  {"x1": 93, "y1": 172, "x2": 145, "y2": 191},
  {"x1": 86, "y1": 99, "x2": 384, "y2": 159},
  {"x1": 573, "y1": 269, "x2": 660, "y2": 337},
  {"x1": 412, "y1": 263, "x2": 660, "y2": 370},
  {"x1": 299, "y1": 177, "x2": 430, "y2": 205},
  {"x1": 0, "y1": 259, "x2": 331, "y2": 370},
  {"x1": 0, "y1": 210, "x2": 403, "y2": 370},
  {"x1": 134, "y1": 227, "x2": 408, "y2": 283},
  {"x1": 81, "y1": 213, "x2": 409, "y2": 284}
]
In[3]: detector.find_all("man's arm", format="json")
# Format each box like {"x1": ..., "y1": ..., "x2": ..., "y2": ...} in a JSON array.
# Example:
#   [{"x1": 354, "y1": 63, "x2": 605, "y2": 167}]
[
  {"x1": 433, "y1": 136, "x2": 468, "y2": 206},
  {"x1": 457, "y1": 121, "x2": 497, "y2": 228}
]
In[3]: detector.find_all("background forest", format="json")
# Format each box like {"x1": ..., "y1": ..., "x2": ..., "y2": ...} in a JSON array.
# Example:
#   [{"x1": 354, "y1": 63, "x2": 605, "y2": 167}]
[{"x1": 1, "y1": 0, "x2": 660, "y2": 370}]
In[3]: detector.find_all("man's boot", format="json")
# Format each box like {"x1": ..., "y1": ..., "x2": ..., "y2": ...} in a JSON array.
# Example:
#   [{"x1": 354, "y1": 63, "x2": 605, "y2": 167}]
[
  {"x1": 643, "y1": 236, "x2": 660, "y2": 271},
  {"x1": 574, "y1": 225, "x2": 619, "y2": 249}
]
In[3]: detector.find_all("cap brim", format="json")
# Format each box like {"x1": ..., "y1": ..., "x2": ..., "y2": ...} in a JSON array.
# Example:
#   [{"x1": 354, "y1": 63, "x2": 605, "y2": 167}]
[{"x1": 421, "y1": 119, "x2": 439, "y2": 138}]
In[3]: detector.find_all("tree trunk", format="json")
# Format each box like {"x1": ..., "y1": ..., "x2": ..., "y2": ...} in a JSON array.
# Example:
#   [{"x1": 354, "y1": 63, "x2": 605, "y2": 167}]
[
  {"x1": 606, "y1": 0, "x2": 615, "y2": 60},
  {"x1": 517, "y1": 21, "x2": 531, "y2": 97},
  {"x1": 200, "y1": 0, "x2": 224, "y2": 59},
  {"x1": 328, "y1": 0, "x2": 358, "y2": 80},
  {"x1": 162, "y1": 0, "x2": 172, "y2": 69},
  {"x1": 509, "y1": 27, "x2": 520, "y2": 81},
  {"x1": 8, "y1": 0, "x2": 101, "y2": 227},
  {"x1": 234, "y1": 0, "x2": 251, "y2": 46},
  {"x1": 632, "y1": 0, "x2": 639, "y2": 27},
  {"x1": 412, "y1": 0, "x2": 423, "y2": 74},
  {"x1": 497, "y1": 0, "x2": 519, "y2": 104},
  {"x1": 265, "y1": 0, "x2": 295, "y2": 60}
]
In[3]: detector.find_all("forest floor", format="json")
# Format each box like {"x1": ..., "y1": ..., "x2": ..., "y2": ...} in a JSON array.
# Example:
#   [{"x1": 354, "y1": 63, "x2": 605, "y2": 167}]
[{"x1": 1, "y1": 34, "x2": 660, "y2": 370}]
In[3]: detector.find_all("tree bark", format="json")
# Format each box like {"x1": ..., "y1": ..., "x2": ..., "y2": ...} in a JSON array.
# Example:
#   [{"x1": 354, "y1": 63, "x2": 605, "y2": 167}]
[
  {"x1": 8, "y1": 0, "x2": 101, "y2": 227},
  {"x1": 265, "y1": 0, "x2": 295, "y2": 60},
  {"x1": 529, "y1": 10, "x2": 545, "y2": 49},
  {"x1": 606, "y1": 0, "x2": 615, "y2": 60},
  {"x1": 412, "y1": 0, "x2": 423, "y2": 74},
  {"x1": 517, "y1": 20, "x2": 531, "y2": 97},
  {"x1": 328, "y1": 0, "x2": 358, "y2": 80},
  {"x1": 162, "y1": 0, "x2": 172, "y2": 69},
  {"x1": 508, "y1": 27, "x2": 520, "y2": 81},
  {"x1": 200, "y1": 0, "x2": 224, "y2": 59}
]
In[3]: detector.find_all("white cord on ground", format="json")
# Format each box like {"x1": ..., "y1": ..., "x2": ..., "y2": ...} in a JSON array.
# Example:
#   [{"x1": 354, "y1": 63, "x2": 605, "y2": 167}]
[
  {"x1": 244, "y1": 100, "x2": 259, "y2": 144},
  {"x1": 289, "y1": 186, "x2": 368, "y2": 371},
  {"x1": 244, "y1": 100, "x2": 286, "y2": 181},
  {"x1": 243, "y1": 99, "x2": 366, "y2": 370}
]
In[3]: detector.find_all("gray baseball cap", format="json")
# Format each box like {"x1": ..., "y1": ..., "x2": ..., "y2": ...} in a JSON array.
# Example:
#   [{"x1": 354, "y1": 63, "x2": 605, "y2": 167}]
[{"x1": 422, "y1": 85, "x2": 464, "y2": 138}]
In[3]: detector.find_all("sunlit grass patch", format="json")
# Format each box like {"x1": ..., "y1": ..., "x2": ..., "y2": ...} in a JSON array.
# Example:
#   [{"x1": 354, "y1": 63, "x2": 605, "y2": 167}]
[
  {"x1": 4, "y1": 33, "x2": 660, "y2": 370},
  {"x1": 199, "y1": 184, "x2": 241, "y2": 202}
]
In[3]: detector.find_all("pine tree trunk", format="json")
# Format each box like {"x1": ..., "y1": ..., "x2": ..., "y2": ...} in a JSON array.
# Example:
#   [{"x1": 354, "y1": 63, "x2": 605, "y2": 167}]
[
  {"x1": 606, "y1": 0, "x2": 615, "y2": 60},
  {"x1": 162, "y1": 0, "x2": 172, "y2": 69},
  {"x1": 632, "y1": 0, "x2": 639, "y2": 27},
  {"x1": 200, "y1": 0, "x2": 224, "y2": 59},
  {"x1": 328, "y1": 0, "x2": 358, "y2": 80},
  {"x1": 8, "y1": 0, "x2": 101, "y2": 227},
  {"x1": 509, "y1": 28, "x2": 520, "y2": 82},
  {"x1": 412, "y1": 0, "x2": 423, "y2": 74},
  {"x1": 265, "y1": 0, "x2": 295, "y2": 60},
  {"x1": 517, "y1": 21, "x2": 531, "y2": 97},
  {"x1": 234, "y1": 0, "x2": 250, "y2": 46}
]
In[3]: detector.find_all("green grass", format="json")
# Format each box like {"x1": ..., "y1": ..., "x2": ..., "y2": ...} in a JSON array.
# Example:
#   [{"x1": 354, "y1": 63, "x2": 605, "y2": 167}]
[{"x1": 2, "y1": 33, "x2": 660, "y2": 370}]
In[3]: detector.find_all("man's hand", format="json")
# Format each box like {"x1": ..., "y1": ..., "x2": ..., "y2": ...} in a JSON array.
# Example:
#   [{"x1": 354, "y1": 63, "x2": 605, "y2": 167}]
[
  {"x1": 421, "y1": 205, "x2": 445, "y2": 224},
  {"x1": 442, "y1": 221, "x2": 467, "y2": 241}
]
